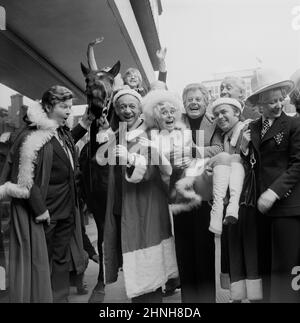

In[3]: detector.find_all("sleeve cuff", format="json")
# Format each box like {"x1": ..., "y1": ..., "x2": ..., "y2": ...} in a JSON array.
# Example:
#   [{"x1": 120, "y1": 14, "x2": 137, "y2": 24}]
[
  {"x1": 267, "y1": 188, "x2": 279, "y2": 200},
  {"x1": 125, "y1": 154, "x2": 147, "y2": 183}
]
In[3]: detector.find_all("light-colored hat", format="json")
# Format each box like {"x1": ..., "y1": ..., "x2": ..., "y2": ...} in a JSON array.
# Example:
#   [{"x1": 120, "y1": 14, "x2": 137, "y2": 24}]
[
  {"x1": 142, "y1": 89, "x2": 184, "y2": 128},
  {"x1": 246, "y1": 68, "x2": 294, "y2": 106},
  {"x1": 113, "y1": 85, "x2": 142, "y2": 106},
  {"x1": 212, "y1": 98, "x2": 242, "y2": 113}
]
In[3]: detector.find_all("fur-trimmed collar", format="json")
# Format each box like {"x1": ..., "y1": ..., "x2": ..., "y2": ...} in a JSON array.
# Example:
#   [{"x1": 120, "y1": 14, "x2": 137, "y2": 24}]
[
  {"x1": 0, "y1": 102, "x2": 58, "y2": 200},
  {"x1": 26, "y1": 101, "x2": 59, "y2": 130},
  {"x1": 170, "y1": 158, "x2": 208, "y2": 214}
]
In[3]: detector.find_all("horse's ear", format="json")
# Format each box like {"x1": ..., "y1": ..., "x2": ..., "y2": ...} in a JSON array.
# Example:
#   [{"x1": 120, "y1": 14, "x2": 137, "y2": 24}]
[
  {"x1": 81, "y1": 63, "x2": 90, "y2": 77},
  {"x1": 108, "y1": 61, "x2": 121, "y2": 77}
]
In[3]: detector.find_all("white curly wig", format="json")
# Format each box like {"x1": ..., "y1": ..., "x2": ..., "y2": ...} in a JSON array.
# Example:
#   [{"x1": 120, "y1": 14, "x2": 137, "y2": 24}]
[{"x1": 142, "y1": 89, "x2": 185, "y2": 129}]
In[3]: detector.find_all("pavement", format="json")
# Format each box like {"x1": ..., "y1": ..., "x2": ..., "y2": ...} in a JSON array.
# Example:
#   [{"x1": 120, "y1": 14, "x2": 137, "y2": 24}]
[{"x1": 69, "y1": 216, "x2": 231, "y2": 303}]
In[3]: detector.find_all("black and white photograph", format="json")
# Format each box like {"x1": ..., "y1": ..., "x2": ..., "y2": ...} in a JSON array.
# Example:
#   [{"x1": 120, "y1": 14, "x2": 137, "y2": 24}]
[{"x1": 0, "y1": 0, "x2": 300, "y2": 312}]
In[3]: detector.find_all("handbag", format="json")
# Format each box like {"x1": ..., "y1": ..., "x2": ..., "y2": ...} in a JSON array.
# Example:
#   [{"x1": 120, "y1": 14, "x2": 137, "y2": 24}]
[{"x1": 240, "y1": 143, "x2": 257, "y2": 208}]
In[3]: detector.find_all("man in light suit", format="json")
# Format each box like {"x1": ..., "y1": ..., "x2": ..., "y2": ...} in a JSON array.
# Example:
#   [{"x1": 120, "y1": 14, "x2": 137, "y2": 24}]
[{"x1": 241, "y1": 68, "x2": 300, "y2": 302}]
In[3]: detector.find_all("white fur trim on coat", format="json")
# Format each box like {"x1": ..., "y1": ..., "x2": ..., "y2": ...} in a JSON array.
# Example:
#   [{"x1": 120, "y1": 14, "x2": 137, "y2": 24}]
[
  {"x1": 122, "y1": 237, "x2": 178, "y2": 299},
  {"x1": 230, "y1": 279, "x2": 247, "y2": 301},
  {"x1": 0, "y1": 102, "x2": 57, "y2": 200},
  {"x1": 125, "y1": 154, "x2": 147, "y2": 183},
  {"x1": 0, "y1": 182, "x2": 29, "y2": 200},
  {"x1": 27, "y1": 102, "x2": 58, "y2": 130},
  {"x1": 230, "y1": 278, "x2": 263, "y2": 301},
  {"x1": 246, "y1": 278, "x2": 263, "y2": 301},
  {"x1": 170, "y1": 158, "x2": 208, "y2": 214},
  {"x1": 170, "y1": 173, "x2": 202, "y2": 214}
]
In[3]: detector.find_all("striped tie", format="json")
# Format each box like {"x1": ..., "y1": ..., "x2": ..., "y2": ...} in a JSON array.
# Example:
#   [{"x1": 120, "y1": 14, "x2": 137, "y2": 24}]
[{"x1": 261, "y1": 119, "x2": 270, "y2": 138}]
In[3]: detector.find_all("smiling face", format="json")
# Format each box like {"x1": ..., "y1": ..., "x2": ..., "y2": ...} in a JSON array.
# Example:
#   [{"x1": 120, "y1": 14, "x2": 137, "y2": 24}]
[
  {"x1": 154, "y1": 102, "x2": 178, "y2": 132},
  {"x1": 258, "y1": 88, "x2": 286, "y2": 119},
  {"x1": 46, "y1": 99, "x2": 72, "y2": 127},
  {"x1": 184, "y1": 89, "x2": 207, "y2": 119},
  {"x1": 213, "y1": 104, "x2": 240, "y2": 132},
  {"x1": 123, "y1": 69, "x2": 142, "y2": 89},
  {"x1": 220, "y1": 77, "x2": 245, "y2": 101},
  {"x1": 115, "y1": 94, "x2": 141, "y2": 129}
]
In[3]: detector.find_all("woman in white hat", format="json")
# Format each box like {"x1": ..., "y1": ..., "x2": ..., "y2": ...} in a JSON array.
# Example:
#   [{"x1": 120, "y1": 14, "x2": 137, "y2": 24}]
[{"x1": 241, "y1": 68, "x2": 300, "y2": 302}]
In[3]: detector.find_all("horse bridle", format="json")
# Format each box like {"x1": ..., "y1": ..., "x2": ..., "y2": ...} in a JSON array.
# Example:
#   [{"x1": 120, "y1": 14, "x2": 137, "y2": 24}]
[{"x1": 101, "y1": 88, "x2": 114, "y2": 119}]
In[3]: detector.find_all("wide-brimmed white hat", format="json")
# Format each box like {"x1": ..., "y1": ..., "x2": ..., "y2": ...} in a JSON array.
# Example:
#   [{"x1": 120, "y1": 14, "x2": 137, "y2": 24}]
[
  {"x1": 245, "y1": 68, "x2": 294, "y2": 106},
  {"x1": 212, "y1": 98, "x2": 242, "y2": 113}
]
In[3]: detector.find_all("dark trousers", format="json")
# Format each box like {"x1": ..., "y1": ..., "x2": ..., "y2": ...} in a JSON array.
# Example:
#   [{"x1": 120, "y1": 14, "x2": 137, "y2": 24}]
[
  {"x1": 44, "y1": 215, "x2": 75, "y2": 302},
  {"x1": 132, "y1": 288, "x2": 162, "y2": 303},
  {"x1": 271, "y1": 217, "x2": 300, "y2": 302},
  {"x1": 221, "y1": 225, "x2": 229, "y2": 273},
  {"x1": 173, "y1": 202, "x2": 216, "y2": 303}
]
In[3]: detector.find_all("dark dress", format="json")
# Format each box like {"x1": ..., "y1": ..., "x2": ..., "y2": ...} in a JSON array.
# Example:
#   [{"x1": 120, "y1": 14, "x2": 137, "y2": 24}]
[{"x1": 172, "y1": 114, "x2": 223, "y2": 303}]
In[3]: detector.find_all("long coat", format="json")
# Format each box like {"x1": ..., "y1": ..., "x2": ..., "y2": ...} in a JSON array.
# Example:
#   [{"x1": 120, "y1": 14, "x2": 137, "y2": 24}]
[
  {"x1": 0, "y1": 102, "x2": 88, "y2": 302},
  {"x1": 102, "y1": 121, "x2": 178, "y2": 299},
  {"x1": 241, "y1": 112, "x2": 300, "y2": 301}
]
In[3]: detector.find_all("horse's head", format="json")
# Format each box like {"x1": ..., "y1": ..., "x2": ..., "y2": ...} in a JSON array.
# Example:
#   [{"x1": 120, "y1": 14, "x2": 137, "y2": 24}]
[{"x1": 81, "y1": 61, "x2": 120, "y2": 119}]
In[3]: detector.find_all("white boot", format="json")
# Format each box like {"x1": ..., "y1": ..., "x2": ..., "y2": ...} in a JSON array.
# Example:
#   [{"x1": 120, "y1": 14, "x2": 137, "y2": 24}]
[
  {"x1": 209, "y1": 164, "x2": 231, "y2": 236},
  {"x1": 224, "y1": 162, "x2": 245, "y2": 225}
]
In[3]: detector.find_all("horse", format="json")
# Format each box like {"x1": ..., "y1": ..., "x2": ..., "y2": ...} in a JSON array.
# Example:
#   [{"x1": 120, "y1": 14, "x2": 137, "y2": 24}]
[{"x1": 79, "y1": 39, "x2": 120, "y2": 302}]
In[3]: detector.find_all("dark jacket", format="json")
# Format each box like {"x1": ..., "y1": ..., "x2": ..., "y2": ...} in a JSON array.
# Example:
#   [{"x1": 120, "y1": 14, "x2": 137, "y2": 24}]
[
  {"x1": 244, "y1": 112, "x2": 300, "y2": 216},
  {"x1": 28, "y1": 125, "x2": 86, "y2": 219}
]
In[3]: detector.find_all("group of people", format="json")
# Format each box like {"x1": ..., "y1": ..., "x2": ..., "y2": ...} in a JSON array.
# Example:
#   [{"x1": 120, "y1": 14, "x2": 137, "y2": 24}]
[
  {"x1": 1, "y1": 41, "x2": 300, "y2": 303},
  {"x1": 92, "y1": 64, "x2": 300, "y2": 303}
]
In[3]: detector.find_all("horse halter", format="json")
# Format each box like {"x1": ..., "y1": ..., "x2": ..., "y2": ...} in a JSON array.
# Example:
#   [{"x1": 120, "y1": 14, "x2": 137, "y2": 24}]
[{"x1": 101, "y1": 90, "x2": 113, "y2": 119}]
